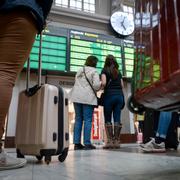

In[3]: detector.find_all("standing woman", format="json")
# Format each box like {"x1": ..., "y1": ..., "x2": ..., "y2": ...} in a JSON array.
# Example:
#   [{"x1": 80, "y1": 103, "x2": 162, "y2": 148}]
[
  {"x1": 101, "y1": 55, "x2": 124, "y2": 149},
  {"x1": 0, "y1": 0, "x2": 53, "y2": 170},
  {"x1": 69, "y1": 56, "x2": 101, "y2": 150}
]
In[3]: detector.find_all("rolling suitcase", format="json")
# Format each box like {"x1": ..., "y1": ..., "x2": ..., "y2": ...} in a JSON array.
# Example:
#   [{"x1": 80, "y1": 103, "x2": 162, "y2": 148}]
[{"x1": 15, "y1": 34, "x2": 69, "y2": 164}]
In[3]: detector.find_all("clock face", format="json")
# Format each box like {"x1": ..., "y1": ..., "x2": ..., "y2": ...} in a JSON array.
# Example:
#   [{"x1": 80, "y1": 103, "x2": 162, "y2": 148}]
[{"x1": 110, "y1": 11, "x2": 134, "y2": 36}]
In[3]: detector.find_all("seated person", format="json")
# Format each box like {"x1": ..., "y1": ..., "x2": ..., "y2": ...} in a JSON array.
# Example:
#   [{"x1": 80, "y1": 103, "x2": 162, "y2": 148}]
[{"x1": 141, "y1": 111, "x2": 173, "y2": 152}]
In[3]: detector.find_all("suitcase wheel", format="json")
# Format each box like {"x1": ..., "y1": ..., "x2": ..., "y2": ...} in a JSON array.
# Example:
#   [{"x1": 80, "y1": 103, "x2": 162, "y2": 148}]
[
  {"x1": 58, "y1": 148, "x2": 68, "y2": 162},
  {"x1": 45, "y1": 155, "x2": 51, "y2": 165},
  {"x1": 16, "y1": 149, "x2": 25, "y2": 158},
  {"x1": 36, "y1": 155, "x2": 43, "y2": 161}
]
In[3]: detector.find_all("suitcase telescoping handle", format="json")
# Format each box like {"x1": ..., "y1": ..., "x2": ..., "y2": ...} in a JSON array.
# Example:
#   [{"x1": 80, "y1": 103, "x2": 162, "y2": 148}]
[{"x1": 26, "y1": 33, "x2": 42, "y2": 93}]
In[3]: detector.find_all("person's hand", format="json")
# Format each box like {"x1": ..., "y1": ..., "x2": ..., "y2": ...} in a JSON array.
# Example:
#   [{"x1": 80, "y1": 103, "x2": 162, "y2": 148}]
[{"x1": 99, "y1": 81, "x2": 105, "y2": 90}]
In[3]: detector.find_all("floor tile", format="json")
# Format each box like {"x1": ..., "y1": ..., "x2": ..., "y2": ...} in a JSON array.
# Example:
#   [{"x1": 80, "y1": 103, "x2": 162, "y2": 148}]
[{"x1": 0, "y1": 144, "x2": 180, "y2": 180}]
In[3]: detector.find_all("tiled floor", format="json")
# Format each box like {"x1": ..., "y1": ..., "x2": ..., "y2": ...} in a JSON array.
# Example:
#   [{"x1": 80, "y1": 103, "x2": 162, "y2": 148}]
[{"x1": 1, "y1": 144, "x2": 180, "y2": 180}]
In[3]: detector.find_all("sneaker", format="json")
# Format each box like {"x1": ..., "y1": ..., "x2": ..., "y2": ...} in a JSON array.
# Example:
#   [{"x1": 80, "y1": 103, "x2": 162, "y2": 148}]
[
  {"x1": 0, "y1": 150, "x2": 27, "y2": 170},
  {"x1": 140, "y1": 138, "x2": 166, "y2": 153},
  {"x1": 74, "y1": 144, "x2": 85, "y2": 150},
  {"x1": 84, "y1": 144, "x2": 96, "y2": 150},
  {"x1": 139, "y1": 137, "x2": 154, "y2": 148}
]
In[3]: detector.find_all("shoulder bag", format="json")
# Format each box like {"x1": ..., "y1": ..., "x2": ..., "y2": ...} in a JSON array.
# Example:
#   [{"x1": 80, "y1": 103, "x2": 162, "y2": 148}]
[{"x1": 83, "y1": 67, "x2": 110, "y2": 107}]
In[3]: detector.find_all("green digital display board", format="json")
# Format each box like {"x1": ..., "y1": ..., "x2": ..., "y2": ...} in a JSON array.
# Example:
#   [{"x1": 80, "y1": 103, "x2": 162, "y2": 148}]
[
  {"x1": 124, "y1": 45, "x2": 134, "y2": 78},
  {"x1": 24, "y1": 26, "x2": 134, "y2": 78},
  {"x1": 25, "y1": 34, "x2": 67, "y2": 71},
  {"x1": 69, "y1": 30, "x2": 122, "y2": 74}
]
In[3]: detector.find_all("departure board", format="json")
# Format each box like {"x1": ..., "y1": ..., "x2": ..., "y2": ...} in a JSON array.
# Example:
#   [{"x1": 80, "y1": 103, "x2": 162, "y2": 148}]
[
  {"x1": 124, "y1": 40, "x2": 134, "y2": 78},
  {"x1": 24, "y1": 27, "x2": 134, "y2": 78},
  {"x1": 25, "y1": 34, "x2": 67, "y2": 71},
  {"x1": 70, "y1": 30, "x2": 123, "y2": 74}
]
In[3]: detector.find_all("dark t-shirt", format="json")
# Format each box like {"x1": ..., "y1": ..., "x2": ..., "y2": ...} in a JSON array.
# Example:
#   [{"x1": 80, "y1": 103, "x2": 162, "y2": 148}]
[{"x1": 101, "y1": 68, "x2": 123, "y2": 95}]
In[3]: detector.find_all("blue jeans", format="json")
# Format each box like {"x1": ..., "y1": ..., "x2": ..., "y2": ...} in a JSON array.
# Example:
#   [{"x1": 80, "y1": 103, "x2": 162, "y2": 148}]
[
  {"x1": 73, "y1": 102, "x2": 94, "y2": 145},
  {"x1": 103, "y1": 94, "x2": 124, "y2": 125},
  {"x1": 156, "y1": 111, "x2": 172, "y2": 139}
]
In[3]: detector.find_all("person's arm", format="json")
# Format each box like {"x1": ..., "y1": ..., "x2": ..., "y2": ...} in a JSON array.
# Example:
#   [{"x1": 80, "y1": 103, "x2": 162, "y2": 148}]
[
  {"x1": 121, "y1": 79, "x2": 124, "y2": 89},
  {"x1": 101, "y1": 74, "x2": 107, "y2": 89}
]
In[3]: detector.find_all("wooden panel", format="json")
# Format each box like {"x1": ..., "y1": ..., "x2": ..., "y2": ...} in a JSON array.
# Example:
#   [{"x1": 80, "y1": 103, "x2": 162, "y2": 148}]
[
  {"x1": 4, "y1": 136, "x2": 15, "y2": 148},
  {"x1": 134, "y1": 0, "x2": 180, "y2": 111}
]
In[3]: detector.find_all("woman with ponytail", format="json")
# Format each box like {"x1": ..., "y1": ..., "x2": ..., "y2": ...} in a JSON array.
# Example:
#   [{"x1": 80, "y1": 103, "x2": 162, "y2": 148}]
[{"x1": 101, "y1": 55, "x2": 125, "y2": 149}]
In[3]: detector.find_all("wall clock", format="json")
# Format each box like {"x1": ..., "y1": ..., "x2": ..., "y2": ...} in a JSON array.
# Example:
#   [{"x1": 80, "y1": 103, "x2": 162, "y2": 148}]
[{"x1": 110, "y1": 11, "x2": 134, "y2": 36}]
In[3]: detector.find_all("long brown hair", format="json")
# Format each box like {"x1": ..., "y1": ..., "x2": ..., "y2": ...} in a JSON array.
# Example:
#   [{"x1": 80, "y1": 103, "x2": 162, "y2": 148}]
[{"x1": 104, "y1": 55, "x2": 119, "y2": 79}]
